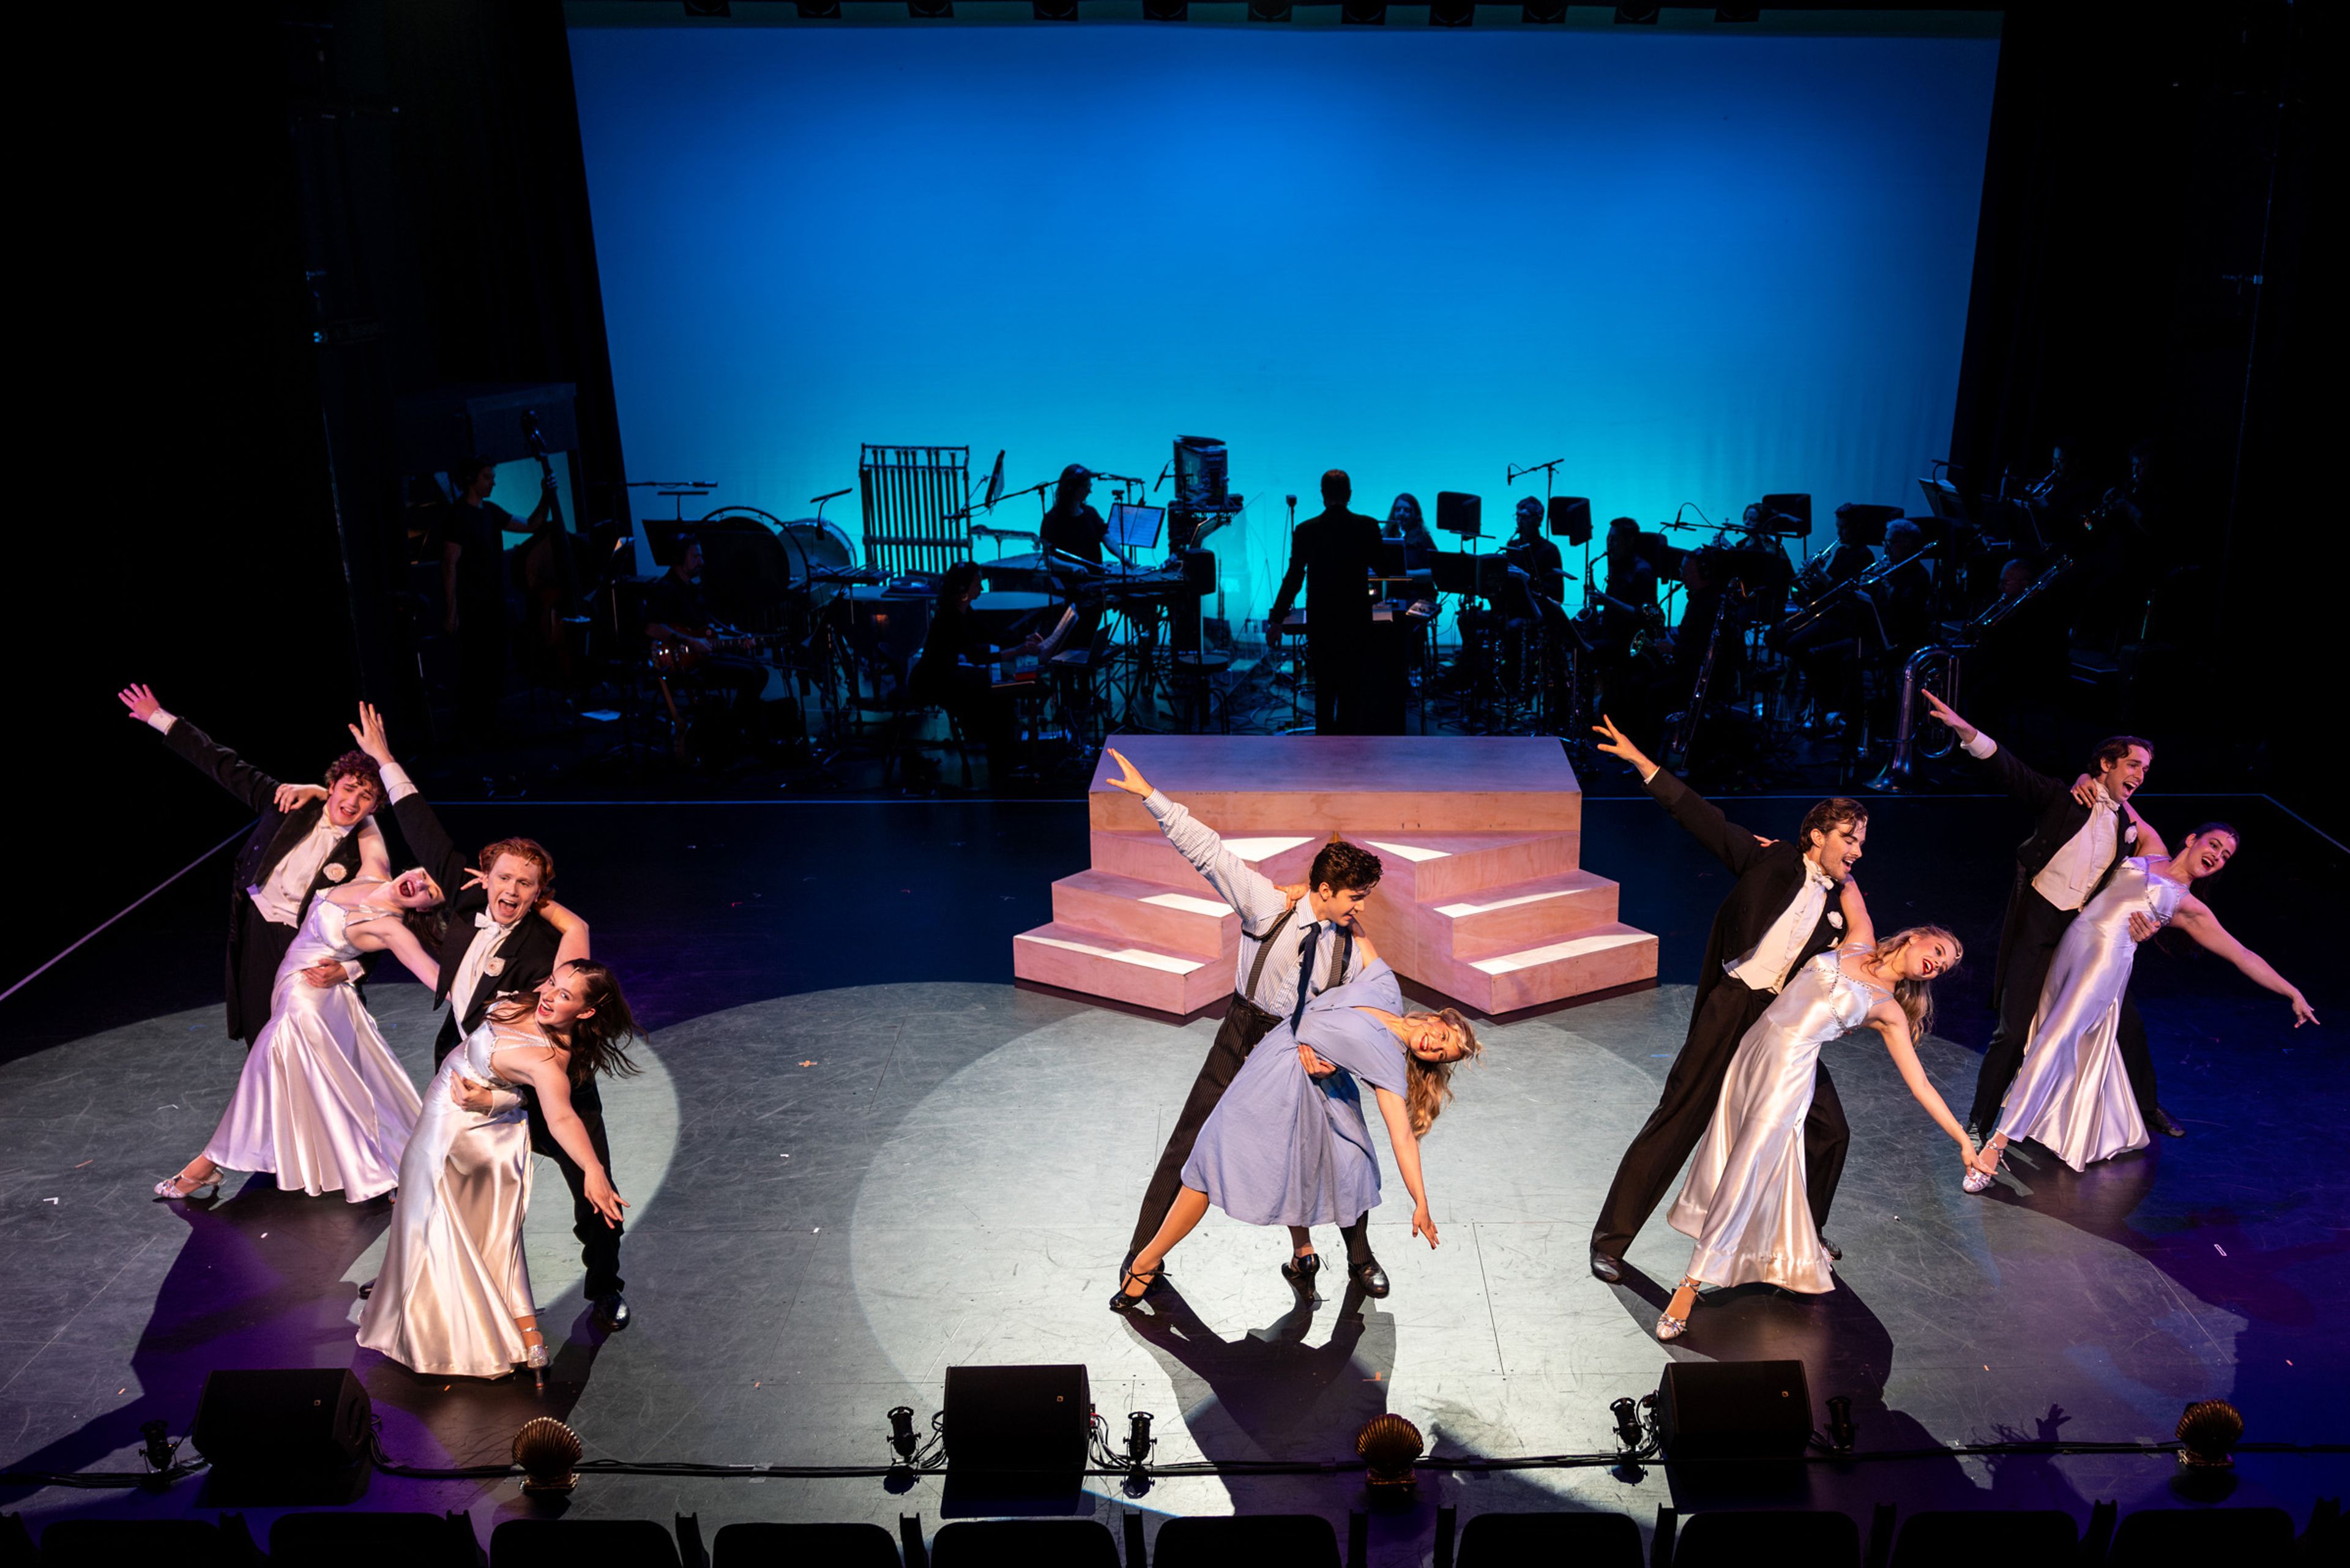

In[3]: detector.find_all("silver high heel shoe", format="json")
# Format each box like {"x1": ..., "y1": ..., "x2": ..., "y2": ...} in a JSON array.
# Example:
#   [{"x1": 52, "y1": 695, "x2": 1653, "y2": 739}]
[
  {"x1": 524, "y1": 1338, "x2": 550, "y2": 1394},
  {"x1": 153, "y1": 1168, "x2": 220, "y2": 1201},
  {"x1": 1656, "y1": 1277, "x2": 1700, "y2": 1342},
  {"x1": 1963, "y1": 1144, "x2": 2004, "y2": 1194}
]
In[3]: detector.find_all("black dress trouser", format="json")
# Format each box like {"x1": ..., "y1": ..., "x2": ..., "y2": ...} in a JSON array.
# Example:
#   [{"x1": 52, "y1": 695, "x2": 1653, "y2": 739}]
[
  {"x1": 230, "y1": 904, "x2": 299, "y2": 1045},
  {"x1": 1589, "y1": 976, "x2": 1852, "y2": 1262},
  {"x1": 435, "y1": 1030, "x2": 625, "y2": 1302},
  {"x1": 1970, "y1": 890, "x2": 2160, "y2": 1135}
]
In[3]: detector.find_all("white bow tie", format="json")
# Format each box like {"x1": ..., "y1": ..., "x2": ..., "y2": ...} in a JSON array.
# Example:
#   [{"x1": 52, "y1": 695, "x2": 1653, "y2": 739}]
[
  {"x1": 474, "y1": 913, "x2": 512, "y2": 932},
  {"x1": 1804, "y1": 863, "x2": 1837, "y2": 892}
]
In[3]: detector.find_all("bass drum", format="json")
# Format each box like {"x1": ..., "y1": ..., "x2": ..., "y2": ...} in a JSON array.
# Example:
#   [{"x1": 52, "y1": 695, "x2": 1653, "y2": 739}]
[{"x1": 778, "y1": 517, "x2": 859, "y2": 612}]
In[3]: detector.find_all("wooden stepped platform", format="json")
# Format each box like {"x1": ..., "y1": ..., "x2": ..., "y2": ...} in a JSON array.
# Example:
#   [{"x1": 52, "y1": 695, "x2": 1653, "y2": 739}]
[{"x1": 1012, "y1": 734, "x2": 1657, "y2": 1018}]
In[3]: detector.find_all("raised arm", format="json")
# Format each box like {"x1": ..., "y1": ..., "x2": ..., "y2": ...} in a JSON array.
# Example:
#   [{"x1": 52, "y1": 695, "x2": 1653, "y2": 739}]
[
  {"x1": 2170, "y1": 898, "x2": 2318, "y2": 1026},
  {"x1": 1922, "y1": 689, "x2": 2065, "y2": 812},
  {"x1": 344, "y1": 915, "x2": 441, "y2": 992},
  {"x1": 349, "y1": 701, "x2": 468, "y2": 892},
  {"x1": 1371, "y1": 1086, "x2": 1439, "y2": 1250},
  {"x1": 497, "y1": 1048, "x2": 627, "y2": 1226},
  {"x1": 1594, "y1": 714, "x2": 1766, "y2": 875},
  {"x1": 1870, "y1": 1001, "x2": 1977, "y2": 1174},
  {"x1": 123, "y1": 684, "x2": 285, "y2": 813},
  {"x1": 1106, "y1": 747, "x2": 1289, "y2": 935},
  {"x1": 539, "y1": 900, "x2": 593, "y2": 971}
]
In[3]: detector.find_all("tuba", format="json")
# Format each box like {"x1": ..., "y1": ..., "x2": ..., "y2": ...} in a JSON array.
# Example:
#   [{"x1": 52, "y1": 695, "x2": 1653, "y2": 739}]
[{"x1": 1871, "y1": 557, "x2": 2069, "y2": 791}]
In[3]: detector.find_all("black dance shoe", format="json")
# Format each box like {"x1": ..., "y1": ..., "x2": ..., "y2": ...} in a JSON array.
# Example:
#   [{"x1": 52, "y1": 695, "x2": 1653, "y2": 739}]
[
  {"x1": 593, "y1": 1294, "x2": 632, "y2": 1332},
  {"x1": 1589, "y1": 1252, "x2": 1623, "y2": 1283},
  {"x1": 2153, "y1": 1105, "x2": 2186, "y2": 1137},
  {"x1": 1821, "y1": 1237, "x2": 1843, "y2": 1262},
  {"x1": 1108, "y1": 1264, "x2": 1162, "y2": 1314},
  {"x1": 1351, "y1": 1258, "x2": 1390, "y2": 1298},
  {"x1": 1281, "y1": 1251, "x2": 1322, "y2": 1290}
]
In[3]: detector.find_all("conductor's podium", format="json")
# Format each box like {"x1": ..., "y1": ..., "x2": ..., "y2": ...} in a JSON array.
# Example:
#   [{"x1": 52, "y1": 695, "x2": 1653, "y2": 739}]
[{"x1": 1013, "y1": 735, "x2": 1657, "y2": 1017}]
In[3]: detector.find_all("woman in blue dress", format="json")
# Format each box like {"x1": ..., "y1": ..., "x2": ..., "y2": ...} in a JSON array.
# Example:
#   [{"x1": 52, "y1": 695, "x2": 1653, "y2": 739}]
[{"x1": 1110, "y1": 939, "x2": 1482, "y2": 1310}]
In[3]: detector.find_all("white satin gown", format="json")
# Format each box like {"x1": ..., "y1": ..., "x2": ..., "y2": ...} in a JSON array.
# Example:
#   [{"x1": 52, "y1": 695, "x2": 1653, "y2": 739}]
[
  {"x1": 200, "y1": 894, "x2": 422, "y2": 1201},
  {"x1": 1995, "y1": 855, "x2": 2184, "y2": 1171},
  {"x1": 357, "y1": 1020, "x2": 541, "y2": 1378},
  {"x1": 1668, "y1": 947, "x2": 1887, "y2": 1294}
]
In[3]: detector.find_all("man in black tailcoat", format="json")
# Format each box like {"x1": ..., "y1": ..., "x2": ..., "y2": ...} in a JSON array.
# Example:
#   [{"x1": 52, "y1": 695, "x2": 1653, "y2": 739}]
[
  {"x1": 1586, "y1": 715, "x2": 1865, "y2": 1282},
  {"x1": 349, "y1": 704, "x2": 633, "y2": 1332},
  {"x1": 1268, "y1": 468, "x2": 1384, "y2": 736},
  {"x1": 1919, "y1": 692, "x2": 2176, "y2": 1138},
  {"x1": 119, "y1": 683, "x2": 387, "y2": 1045}
]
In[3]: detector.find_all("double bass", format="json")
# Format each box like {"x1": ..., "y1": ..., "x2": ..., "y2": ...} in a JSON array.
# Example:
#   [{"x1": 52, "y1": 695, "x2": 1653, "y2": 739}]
[{"x1": 513, "y1": 409, "x2": 583, "y2": 680}]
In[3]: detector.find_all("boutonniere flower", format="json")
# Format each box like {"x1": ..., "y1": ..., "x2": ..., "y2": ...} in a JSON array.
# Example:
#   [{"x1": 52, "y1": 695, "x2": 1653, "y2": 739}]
[
  {"x1": 1827, "y1": 911, "x2": 1845, "y2": 930},
  {"x1": 2123, "y1": 824, "x2": 2138, "y2": 843},
  {"x1": 483, "y1": 956, "x2": 505, "y2": 976},
  {"x1": 324, "y1": 864, "x2": 348, "y2": 882}
]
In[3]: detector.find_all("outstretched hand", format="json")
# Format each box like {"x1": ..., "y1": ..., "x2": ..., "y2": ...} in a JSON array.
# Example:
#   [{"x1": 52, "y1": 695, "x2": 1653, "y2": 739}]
[
  {"x1": 584, "y1": 1170, "x2": 629, "y2": 1229},
  {"x1": 1104, "y1": 747, "x2": 1152, "y2": 798},
  {"x1": 118, "y1": 683, "x2": 162, "y2": 723},
  {"x1": 2288, "y1": 993, "x2": 2319, "y2": 1028},
  {"x1": 348, "y1": 701, "x2": 395, "y2": 767},
  {"x1": 275, "y1": 782, "x2": 328, "y2": 813},
  {"x1": 1919, "y1": 689, "x2": 1977, "y2": 745},
  {"x1": 1412, "y1": 1203, "x2": 1440, "y2": 1249},
  {"x1": 1591, "y1": 714, "x2": 1654, "y2": 775}
]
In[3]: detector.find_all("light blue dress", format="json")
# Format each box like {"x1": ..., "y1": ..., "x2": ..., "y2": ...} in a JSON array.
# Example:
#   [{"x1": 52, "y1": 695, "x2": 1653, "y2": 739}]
[{"x1": 1182, "y1": 961, "x2": 1412, "y2": 1227}]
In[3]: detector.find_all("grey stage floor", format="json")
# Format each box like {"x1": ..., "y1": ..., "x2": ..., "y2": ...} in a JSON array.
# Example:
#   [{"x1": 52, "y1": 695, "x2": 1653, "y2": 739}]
[{"x1": 1, "y1": 977, "x2": 2340, "y2": 1560}]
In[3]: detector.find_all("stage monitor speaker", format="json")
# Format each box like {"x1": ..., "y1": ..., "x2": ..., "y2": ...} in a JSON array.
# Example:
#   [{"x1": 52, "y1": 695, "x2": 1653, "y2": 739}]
[
  {"x1": 1548, "y1": 495, "x2": 1593, "y2": 545},
  {"x1": 1654, "y1": 1358, "x2": 1813, "y2": 1458},
  {"x1": 1833, "y1": 501, "x2": 1904, "y2": 546},
  {"x1": 192, "y1": 1367, "x2": 371, "y2": 1477},
  {"x1": 942, "y1": 1364, "x2": 1091, "y2": 1474},
  {"x1": 1436, "y1": 491, "x2": 1483, "y2": 539}
]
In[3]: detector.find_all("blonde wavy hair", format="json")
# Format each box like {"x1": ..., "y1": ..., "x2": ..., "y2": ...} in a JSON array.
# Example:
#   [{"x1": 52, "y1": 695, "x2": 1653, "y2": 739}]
[
  {"x1": 1402, "y1": 1008, "x2": 1484, "y2": 1137},
  {"x1": 1870, "y1": 925, "x2": 1963, "y2": 1041}
]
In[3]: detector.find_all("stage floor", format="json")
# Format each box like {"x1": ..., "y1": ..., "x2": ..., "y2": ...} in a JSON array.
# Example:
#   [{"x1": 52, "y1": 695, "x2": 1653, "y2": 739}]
[{"x1": 2, "y1": 794, "x2": 2342, "y2": 1558}]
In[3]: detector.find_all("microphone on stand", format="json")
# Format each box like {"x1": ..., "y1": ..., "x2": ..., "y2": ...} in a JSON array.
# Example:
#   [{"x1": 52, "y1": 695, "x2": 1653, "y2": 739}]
[{"x1": 811, "y1": 487, "x2": 853, "y2": 505}]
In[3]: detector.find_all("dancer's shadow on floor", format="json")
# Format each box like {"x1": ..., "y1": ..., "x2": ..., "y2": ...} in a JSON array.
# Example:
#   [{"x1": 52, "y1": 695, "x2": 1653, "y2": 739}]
[
  {"x1": 1604, "y1": 1263, "x2": 1986, "y2": 1513},
  {"x1": 0, "y1": 1179, "x2": 392, "y2": 1509},
  {"x1": 1121, "y1": 1279, "x2": 1392, "y2": 1480}
]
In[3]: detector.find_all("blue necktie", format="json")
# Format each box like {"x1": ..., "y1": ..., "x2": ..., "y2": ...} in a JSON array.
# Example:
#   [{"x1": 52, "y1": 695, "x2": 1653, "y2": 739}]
[{"x1": 1289, "y1": 922, "x2": 1322, "y2": 1034}]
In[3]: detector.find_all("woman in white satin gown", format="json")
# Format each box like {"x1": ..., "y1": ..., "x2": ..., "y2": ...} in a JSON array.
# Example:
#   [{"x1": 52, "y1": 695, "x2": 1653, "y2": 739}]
[
  {"x1": 359, "y1": 959, "x2": 637, "y2": 1385},
  {"x1": 1656, "y1": 879, "x2": 1975, "y2": 1342},
  {"x1": 154, "y1": 870, "x2": 449, "y2": 1203},
  {"x1": 1972, "y1": 821, "x2": 2316, "y2": 1181}
]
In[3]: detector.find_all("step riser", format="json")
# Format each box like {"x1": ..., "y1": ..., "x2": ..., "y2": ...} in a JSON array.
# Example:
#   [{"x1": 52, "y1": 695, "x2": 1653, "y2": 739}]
[
  {"x1": 1094, "y1": 791, "x2": 1581, "y2": 836},
  {"x1": 1356, "y1": 832, "x2": 1582, "y2": 903},
  {"x1": 1089, "y1": 831, "x2": 1326, "y2": 895},
  {"x1": 1013, "y1": 935, "x2": 1229, "y2": 1014},
  {"x1": 1416, "y1": 932, "x2": 1660, "y2": 1015},
  {"x1": 1434, "y1": 883, "x2": 1620, "y2": 961},
  {"x1": 1051, "y1": 879, "x2": 1236, "y2": 956}
]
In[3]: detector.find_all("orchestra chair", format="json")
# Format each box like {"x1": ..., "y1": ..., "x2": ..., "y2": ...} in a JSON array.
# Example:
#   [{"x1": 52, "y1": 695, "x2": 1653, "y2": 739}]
[
  {"x1": 1451, "y1": 1508, "x2": 1643, "y2": 1568},
  {"x1": 270, "y1": 1509, "x2": 480, "y2": 1567},
  {"x1": 1155, "y1": 1512, "x2": 1342, "y2": 1568},
  {"x1": 1671, "y1": 1508, "x2": 1860, "y2": 1568},
  {"x1": 490, "y1": 1515, "x2": 684, "y2": 1568},
  {"x1": 927, "y1": 1516, "x2": 1122, "y2": 1567},
  {"x1": 1886, "y1": 1509, "x2": 2075, "y2": 1568},
  {"x1": 2107, "y1": 1507, "x2": 2296, "y2": 1568},
  {"x1": 712, "y1": 1519, "x2": 901, "y2": 1566}
]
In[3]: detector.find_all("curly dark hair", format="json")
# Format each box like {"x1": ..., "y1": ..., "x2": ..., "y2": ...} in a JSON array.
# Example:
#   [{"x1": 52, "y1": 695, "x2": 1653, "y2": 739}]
[
  {"x1": 323, "y1": 750, "x2": 384, "y2": 802},
  {"x1": 486, "y1": 960, "x2": 644, "y2": 1088},
  {"x1": 1309, "y1": 838, "x2": 1382, "y2": 896},
  {"x1": 2091, "y1": 734, "x2": 2154, "y2": 771},
  {"x1": 1797, "y1": 796, "x2": 1868, "y2": 850}
]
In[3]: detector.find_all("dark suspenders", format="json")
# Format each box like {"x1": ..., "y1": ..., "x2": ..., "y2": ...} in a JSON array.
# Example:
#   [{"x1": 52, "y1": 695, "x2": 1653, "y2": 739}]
[{"x1": 1237, "y1": 905, "x2": 1353, "y2": 1014}]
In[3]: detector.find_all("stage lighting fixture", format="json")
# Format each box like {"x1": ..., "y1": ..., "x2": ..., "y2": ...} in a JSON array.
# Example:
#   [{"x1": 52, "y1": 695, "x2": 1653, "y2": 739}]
[
  {"x1": 2176, "y1": 1399, "x2": 2243, "y2": 1468},
  {"x1": 1430, "y1": 0, "x2": 1474, "y2": 26},
  {"x1": 1614, "y1": 2, "x2": 1658, "y2": 20},
  {"x1": 1610, "y1": 1397, "x2": 1644, "y2": 1454},
  {"x1": 1342, "y1": 1, "x2": 1386, "y2": 22},
  {"x1": 1033, "y1": 0, "x2": 1078, "y2": 17},
  {"x1": 1144, "y1": 0, "x2": 1187, "y2": 15},
  {"x1": 1825, "y1": 1395, "x2": 1857, "y2": 1452},
  {"x1": 1125, "y1": 1411, "x2": 1155, "y2": 1468},
  {"x1": 888, "y1": 1405, "x2": 920, "y2": 1463},
  {"x1": 1357, "y1": 1414, "x2": 1423, "y2": 1488},
  {"x1": 908, "y1": 0, "x2": 952, "y2": 14},
  {"x1": 797, "y1": 0, "x2": 841, "y2": 14},
  {"x1": 1522, "y1": 1, "x2": 1566, "y2": 20},
  {"x1": 513, "y1": 1416, "x2": 581, "y2": 1495},
  {"x1": 1715, "y1": 5, "x2": 1760, "y2": 20}
]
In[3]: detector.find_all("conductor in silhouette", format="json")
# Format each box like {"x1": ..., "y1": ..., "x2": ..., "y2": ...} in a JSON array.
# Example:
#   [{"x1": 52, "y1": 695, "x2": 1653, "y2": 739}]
[{"x1": 1268, "y1": 469, "x2": 1383, "y2": 736}]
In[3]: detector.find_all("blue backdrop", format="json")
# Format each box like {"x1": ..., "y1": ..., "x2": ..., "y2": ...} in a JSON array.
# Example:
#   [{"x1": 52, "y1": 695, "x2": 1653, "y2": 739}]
[{"x1": 567, "y1": 22, "x2": 1998, "y2": 622}]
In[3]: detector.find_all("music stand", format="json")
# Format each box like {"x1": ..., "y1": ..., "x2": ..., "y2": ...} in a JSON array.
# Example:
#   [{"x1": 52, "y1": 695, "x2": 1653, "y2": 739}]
[
  {"x1": 1759, "y1": 493, "x2": 1812, "y2": 536},
  {"x1": 1436, "y1": 491, "x2": 1483, "y2": 543},
  {"x1": 1106, "y1": 502, "x2": 1165, "y2": 553},
  {"x1": 1547, "y1": 495, "x2": 1592, "y2": 545}
]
